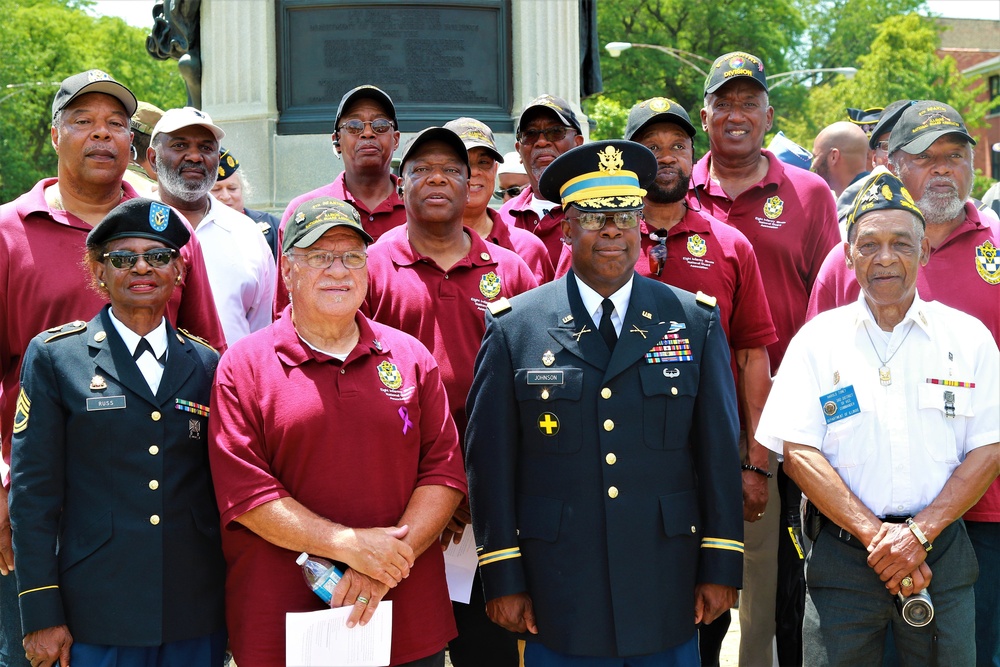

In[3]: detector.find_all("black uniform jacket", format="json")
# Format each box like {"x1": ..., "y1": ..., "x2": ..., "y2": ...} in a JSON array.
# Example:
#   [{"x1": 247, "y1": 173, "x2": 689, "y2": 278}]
[
  {"x1": 465, "y1": 272, "x2": 744, "y2": 657},
  {"x1": 9, "y1": 306, "x2": 226, "y2": 646}
]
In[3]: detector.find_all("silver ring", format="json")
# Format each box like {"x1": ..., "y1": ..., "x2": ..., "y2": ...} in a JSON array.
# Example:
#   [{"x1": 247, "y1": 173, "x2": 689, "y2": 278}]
[
  {"x1": 901, "y1": 577, "x2": 913, "y2": 588},
  {"x1": 356, "y1": 595, "x2": 370, "y2": 605}
]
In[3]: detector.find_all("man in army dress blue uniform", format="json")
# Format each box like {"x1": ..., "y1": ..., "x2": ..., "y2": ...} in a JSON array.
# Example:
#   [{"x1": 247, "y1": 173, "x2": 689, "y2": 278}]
[{"x1": 465, "y1": 141, "x2": 744, "y2": 666}]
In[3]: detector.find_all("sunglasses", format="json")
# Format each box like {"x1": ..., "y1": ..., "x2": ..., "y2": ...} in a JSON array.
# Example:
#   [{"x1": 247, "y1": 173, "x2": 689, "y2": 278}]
[
  {"x1": 567, "y1": 209, "x2": 642, "y2": 231},
  {"x1": 494, "y1": 185, "x2": 524, "y2": 199},
  {"x1": 337, "y1": 119, "x2": 394, "y2": 135},
  {"x1": 516, "y1": 126, "x2": 573, "y2": 145},
  {"x1": 103, "y1": 249, "x2": 177, "y2": 269}
]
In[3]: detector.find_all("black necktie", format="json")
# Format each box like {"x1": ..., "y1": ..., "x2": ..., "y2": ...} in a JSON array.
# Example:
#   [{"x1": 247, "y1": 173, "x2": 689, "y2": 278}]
[
  {"x1": 133, "y1": 337, "x2": 165, "y2": 365},
  {"x1": 599, "y1": 298, "x2": 617, "y2": 352}
]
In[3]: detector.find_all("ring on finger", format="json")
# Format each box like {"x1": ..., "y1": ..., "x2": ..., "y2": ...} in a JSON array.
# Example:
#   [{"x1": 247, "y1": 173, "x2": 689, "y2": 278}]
[
  {"x1": 757, "y1": 512, "x2": 764, "y2": 518},
  {"x1": 901, "y1": 576, "x2": 913, "y2": 588},
  {"x1": 356, "y1": 595, "x2": 370, "y2": 605}
]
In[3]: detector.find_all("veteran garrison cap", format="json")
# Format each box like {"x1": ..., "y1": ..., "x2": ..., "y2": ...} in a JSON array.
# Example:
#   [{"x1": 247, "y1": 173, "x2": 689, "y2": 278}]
[
  {"x1": 52, "y1": 69, "x2": 137, "y2": 121},
  {"x1": 517, "y1": 94, "x2": 583, "y2": 134},
  {"x1": 847, "y1": 107, "x2": 883, "y2": 135},
  {"x1": 888, "y1": 100, "x2": 976, "y2": 155},
  {"x1": 283, "y1": 197, "x2": 373, "y2": 253},
  {"x1": 217, "y1": 147, "x2": 240, "y2": 180},
  {"x1": 334, "y1": 85, "x2": 398, "y2": 129},
  {"x1": 131, "y1": 101, "x2": 164, "y2": 136},
  {"x1": 845, "y1": 166, "x2": 925, "y2": 235},
  {"x1": 444, "y1": 117, "x2": 504, "y2": 162},
  {"x1": 624, "y1": 97, "x2": 696, "y2": 141},
  {"x1": 868, "y1": 99, "x2": 913, "y2": 150},
  {"x1": 539, "y1": 140, "x2": 656, "y2": 212},
  {"x1": 398, "y1": 126, "x2": 471, "y2": 176},
  {"x1": 704, "y1": 51, "x2": 768, "y2": 95},
  {"x1": 87, "y1": 198, "x2": 191, "y2": 250}
]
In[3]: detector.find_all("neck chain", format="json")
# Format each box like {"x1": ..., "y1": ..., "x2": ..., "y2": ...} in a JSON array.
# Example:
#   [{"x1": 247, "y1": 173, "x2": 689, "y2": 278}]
[{"x1": 863, "y1": 320, "x2": 914, "y2": 386}]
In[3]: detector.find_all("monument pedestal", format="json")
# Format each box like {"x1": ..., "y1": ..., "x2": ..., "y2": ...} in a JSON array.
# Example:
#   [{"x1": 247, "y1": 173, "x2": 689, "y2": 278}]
[{"x1": 201, "y1": 0, "x2": 583, "y2": 211}]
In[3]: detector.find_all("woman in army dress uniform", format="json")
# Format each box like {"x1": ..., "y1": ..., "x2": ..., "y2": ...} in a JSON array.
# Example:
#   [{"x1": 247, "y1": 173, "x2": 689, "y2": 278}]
[{"x1": 9, "y1": 198, "x2": 226, "y2": 667}]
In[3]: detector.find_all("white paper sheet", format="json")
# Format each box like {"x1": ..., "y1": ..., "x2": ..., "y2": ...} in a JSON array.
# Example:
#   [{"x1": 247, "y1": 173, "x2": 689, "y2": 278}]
[
  {"x1": 285, "y1": 601, "x2": 393, "y2": 666},
  {"x1": 443, "y1": 527, "x2": 478, "y2": 604}
]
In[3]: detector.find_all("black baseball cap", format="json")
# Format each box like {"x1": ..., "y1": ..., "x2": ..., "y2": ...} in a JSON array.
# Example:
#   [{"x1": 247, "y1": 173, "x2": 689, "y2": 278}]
[
  {"x1": 517, "y1": 94, "x2": 583, "y2": 134},
  {"x1": 624, "y1": 97, "x2": 696, "y2": 141},
  {"x1": 334, "y1": 85, "x2": 397, "y2": 129},
  {"x1": 704, "y1": 52, "x2": 768, "y2": 95},
  {"x1": 868, "y1": 100, "x2": 913, "y2": 149},
  {"x1": 398, "y1": 127, "x2": 471, "y2": 176},
  {"x1": 52, "y1": 69, "x2": 137, "y2": 121},
  {"x1": 888, "y1": 100, "x2": 976, "y2": 155}
]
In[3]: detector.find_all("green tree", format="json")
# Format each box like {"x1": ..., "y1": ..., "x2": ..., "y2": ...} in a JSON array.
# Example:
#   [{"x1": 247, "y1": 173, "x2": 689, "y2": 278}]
[
  {"x1": 780, "y1": 13, "x2": 989, "y2": 148},
  {"x1": 0, "y1": 0, "x2": 185, "y2": 202},
  {"x1": 801, "y1": 0, "x2": 925, "y2": 71},
  {"x1": 591, "y1": 0, "x2": 807, "y2": 146}
]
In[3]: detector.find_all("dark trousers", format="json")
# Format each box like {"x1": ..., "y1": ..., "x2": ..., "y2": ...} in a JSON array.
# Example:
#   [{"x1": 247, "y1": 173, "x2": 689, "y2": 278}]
[
  {"x1": 449, "y1": 568, "x2": 518, "y2": 667},
  {"x1": 696, "y1": 611, "x2": 730, "y2": 667},
  {"x1": 0, "y1": 569, "x2": 29, "y2": 667},
  {"x1": 775, "y1": 465, "x2": 805, "y2": 666}
]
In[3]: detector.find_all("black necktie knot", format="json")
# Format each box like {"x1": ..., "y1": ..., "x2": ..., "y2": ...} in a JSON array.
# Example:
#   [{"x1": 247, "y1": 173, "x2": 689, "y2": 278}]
[{"x1": 133, "y1": 337, "x2": 165, "y2": 365}]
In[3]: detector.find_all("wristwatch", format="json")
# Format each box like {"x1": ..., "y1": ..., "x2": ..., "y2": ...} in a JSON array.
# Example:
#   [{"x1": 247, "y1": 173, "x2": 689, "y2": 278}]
[{"x1": 906, "y1": 517, "x2": 933, "y2": 552}]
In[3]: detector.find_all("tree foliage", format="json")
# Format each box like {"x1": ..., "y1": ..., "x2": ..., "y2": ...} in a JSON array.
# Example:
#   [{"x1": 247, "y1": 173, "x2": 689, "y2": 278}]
[
  {"x1": 589, "y1": 0, "x2": 989, "y2": 166},
  {"x1": 0, "y1": 0, "x2": 185, "y2": 202}
]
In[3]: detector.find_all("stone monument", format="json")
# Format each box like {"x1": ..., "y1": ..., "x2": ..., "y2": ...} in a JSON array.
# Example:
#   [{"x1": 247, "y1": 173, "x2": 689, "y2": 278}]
[{"x1": 200, "y1": 0, "x2": 585, "y2": 211}]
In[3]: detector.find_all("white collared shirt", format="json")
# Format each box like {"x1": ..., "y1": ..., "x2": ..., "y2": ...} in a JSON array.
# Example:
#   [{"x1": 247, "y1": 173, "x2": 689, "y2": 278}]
[
  {"x1": 574, "y1": 273, "x2": 633, "y2": 337},
  {"x1": 108, "y1": 310, "x2": 168, "y2": 395},
  {"x1": 756, "y1": 293, "x2": 1000, "y2": 517},
  {"x1": 194, "y1": 196, "x2": 277, "y2": 345}
]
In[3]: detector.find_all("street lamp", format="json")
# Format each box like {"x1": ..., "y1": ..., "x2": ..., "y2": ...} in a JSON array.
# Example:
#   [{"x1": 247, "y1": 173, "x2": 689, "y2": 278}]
[
  {"x1": 0, "y1": 81, "x2": 60, "y2": 106},
  {"x1": 766, "y1": 67, "x2": 857, "y2": 88},
  {"x1": 605, "y1": 42, "x2": 712, "y2": 77}
]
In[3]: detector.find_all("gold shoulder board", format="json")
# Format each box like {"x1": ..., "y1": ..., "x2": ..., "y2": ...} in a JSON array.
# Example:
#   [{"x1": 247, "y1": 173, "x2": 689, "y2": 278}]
[
  {"x1": 487, "y1": 297, "x2": 512, "y2": 316},
  {"x1": 43, "y1": 320, "x2": 87, "y2": 343},
  {"x1": 695, "y1": 291, "x2": 718, "y2": 309}
]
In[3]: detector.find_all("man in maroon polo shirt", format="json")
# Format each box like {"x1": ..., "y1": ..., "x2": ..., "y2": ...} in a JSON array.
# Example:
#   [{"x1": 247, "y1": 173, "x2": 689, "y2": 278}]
[
  {"x1": 694, "y1": 51, "x2": 840, "y2": 666},
  {"x1": 0, "y1": 69, "x2": 224, "y2": 667},
  {"x1": 275, "y1": 84, "x2": 406, "y2": 314},
  {"x1": 363, "y1": 127, "x2": 537, "y2": 667},
  {"x1": 444, "y1": 117, "x2": 553, "y2": 284},
  {"x1": 209, "y1": 197, "x2": 466, "y2": 666},
  {"x1": 498, "y1": 95, "x2": 585, "y2": 267}
]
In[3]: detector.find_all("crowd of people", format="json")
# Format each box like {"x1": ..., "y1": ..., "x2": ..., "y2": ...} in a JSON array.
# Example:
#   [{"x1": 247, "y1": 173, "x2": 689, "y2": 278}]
[{"x1": 0, "y1": 47, "x2": 997, "y2": 667}]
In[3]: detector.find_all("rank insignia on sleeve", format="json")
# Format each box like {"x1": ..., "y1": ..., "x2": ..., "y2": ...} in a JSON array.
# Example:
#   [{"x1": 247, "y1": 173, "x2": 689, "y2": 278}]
[
  {"x1": 975, "y1": 240, "x2": 999, "y2": 285},
  {"x1": 12, "y1": 389, "x2": 29, "y2": 434},
  {"x1": 480, "y1": 271, "x2": 502, "y2": 299},
  {"x1": 537, "y1": 412, "x2": 560, "y2": 436},
  {"x1": 377, "y1": 360, "x2": 403, "y2": 390}
]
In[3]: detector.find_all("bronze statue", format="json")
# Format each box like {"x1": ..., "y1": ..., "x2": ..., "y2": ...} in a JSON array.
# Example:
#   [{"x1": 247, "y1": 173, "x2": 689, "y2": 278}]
[{"x1": 146, "y1": 0, "x2": 202, "y2": 108}]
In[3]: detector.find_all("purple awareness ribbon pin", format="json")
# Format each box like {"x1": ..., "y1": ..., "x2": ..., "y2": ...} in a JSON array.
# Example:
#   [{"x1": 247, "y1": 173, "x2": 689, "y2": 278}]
[{"x1": 399, "y1": 407, "x2": 413, "y2": 434}]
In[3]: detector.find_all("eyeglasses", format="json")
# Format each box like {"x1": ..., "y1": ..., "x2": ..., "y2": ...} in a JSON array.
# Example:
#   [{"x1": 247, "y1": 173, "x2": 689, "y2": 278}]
[
  {"x1": 337, "y1": 119, "x2": 394, "y2": 135},
  {"x1": 494, "y1": 185, "x2": 524, "y2": 199},
  {"x1": 516, "y1": 126, "x2": 573, "y2": 145},
  {"x1": 287, "y1": 250, "x2": 368, "y2": 270},
  {"x1": 103, "y1": 249, "x2": 177, "y2": 269},
  {"x1": 567, "y1": 209, "x2": 642, "y2": 231},
  {"x1": 875, "y1": 140, "x2": 889, "y2": 153}
]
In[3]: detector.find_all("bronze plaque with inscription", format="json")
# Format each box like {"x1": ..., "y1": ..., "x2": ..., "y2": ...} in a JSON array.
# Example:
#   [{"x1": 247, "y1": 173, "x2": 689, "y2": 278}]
[{"x1": 276, "y1": 0, "x2": 511, "y2": 134}]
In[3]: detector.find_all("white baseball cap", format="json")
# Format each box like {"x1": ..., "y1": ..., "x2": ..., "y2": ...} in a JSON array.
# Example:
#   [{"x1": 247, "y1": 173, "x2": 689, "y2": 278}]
[{"x1": 151, "y1": 107, "x2": 225, "y2": 143}]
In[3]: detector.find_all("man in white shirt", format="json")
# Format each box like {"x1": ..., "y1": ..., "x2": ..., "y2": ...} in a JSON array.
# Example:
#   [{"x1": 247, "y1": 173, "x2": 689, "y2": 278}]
[
  {"x1": 149, "y1": 107, "x2": 276, "y2": 344},
  {"x1": 756, "y1": 169, "x2": 1000, "y2": 666}
]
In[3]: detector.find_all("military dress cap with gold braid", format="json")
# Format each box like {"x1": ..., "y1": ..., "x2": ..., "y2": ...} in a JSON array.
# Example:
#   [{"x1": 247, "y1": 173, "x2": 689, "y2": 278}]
[
  {"x1": 87, "y1": 197, "x2": 191, "y2": 250},
  {"x1": 538, "y1": 140, "x2": 657, "y2": 212},
  {"x1": 217, "y1": 147, "x2": 240, "y2": 180},
  {"x1": 624, "y1": 97, "x2": 696, "y2": 140},
  {"x1": 845, "y1": 166, "x2": 925, "y2": 235},
  {"x1": 283, "y1": 196, "x2": 373, "y2": 253},
  {"x1": 846, "y1": 107, "x2": 883, "y2": 135},
  {"x1": 443, "y1": 117, "x2": 504, "y2": 162},
  {"x1": 704, "y1": 51, "x2": 768, "y2": 94}
]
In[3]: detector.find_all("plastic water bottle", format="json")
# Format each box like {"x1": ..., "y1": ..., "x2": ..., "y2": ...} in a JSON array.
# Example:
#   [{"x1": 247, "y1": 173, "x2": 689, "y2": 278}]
[{"x1": 296, "y1": 552, "x2": 344, "y2": 604}]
